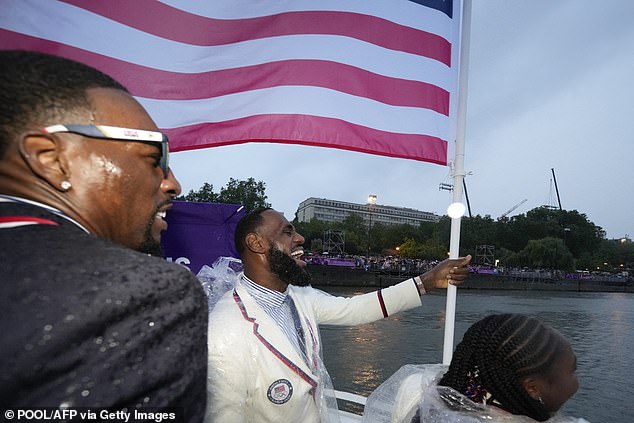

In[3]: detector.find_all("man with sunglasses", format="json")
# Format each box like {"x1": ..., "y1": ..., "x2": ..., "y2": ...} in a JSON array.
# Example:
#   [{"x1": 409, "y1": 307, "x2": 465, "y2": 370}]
[{"x1": 0, "y1": 51, "x2": 207, "y2": 421}]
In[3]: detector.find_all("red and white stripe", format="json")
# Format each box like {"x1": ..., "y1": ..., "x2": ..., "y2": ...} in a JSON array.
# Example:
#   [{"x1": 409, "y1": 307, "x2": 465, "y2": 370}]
[
  {"x1": 0, "y1": 0, "x2": 461, "y2": 165},
  {"x1": 0, "y1": 216, "x2": 59, "y2": 229}
]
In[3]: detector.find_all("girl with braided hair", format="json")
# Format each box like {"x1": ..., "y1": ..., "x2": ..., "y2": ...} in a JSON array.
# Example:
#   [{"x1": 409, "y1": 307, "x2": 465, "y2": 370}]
[
  {"x1": 363, "y1": 314, "x2": 587, "y2": 423},
  {"x1": 437, "y1": 313, "x2": 579, "y2": 421}
]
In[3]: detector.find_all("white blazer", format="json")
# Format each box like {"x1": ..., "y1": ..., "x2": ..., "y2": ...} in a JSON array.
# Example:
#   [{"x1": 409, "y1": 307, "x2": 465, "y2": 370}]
[{"x1": 205, "y1": 278, "x2": 422, "y2": 423}]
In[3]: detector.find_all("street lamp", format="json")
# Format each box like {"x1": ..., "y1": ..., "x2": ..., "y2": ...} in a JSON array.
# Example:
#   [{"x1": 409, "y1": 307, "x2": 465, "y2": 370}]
[
  {"x1": 367, "y1": 194, "x2": 377, "y2": 262},
  {"x1": 563, "y1": 227, "x2": 571, "y2": 250}
]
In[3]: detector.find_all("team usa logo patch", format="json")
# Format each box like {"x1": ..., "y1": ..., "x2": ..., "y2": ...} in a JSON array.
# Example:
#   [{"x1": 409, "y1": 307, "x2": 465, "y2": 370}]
[{"x1": 267, "y1": 379, "x2": 293, "y2": 404}]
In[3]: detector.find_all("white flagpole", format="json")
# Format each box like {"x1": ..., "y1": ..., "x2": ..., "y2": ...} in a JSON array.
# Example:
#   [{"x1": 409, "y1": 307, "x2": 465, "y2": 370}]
[{"x1": 443, "y1": 0, "x2": 472, "y2": 365}]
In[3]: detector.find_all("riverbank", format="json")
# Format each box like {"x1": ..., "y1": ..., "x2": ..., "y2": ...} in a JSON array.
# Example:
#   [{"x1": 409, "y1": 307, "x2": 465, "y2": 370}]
[{"x1": 307, "y1": 264, "x2": 634, "y2": 293}]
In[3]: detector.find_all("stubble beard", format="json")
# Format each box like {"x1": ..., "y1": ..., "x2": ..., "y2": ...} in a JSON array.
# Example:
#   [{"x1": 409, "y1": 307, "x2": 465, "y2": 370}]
[{"x1": 136, "y1": 212, "x2": 163, "y2": 256}]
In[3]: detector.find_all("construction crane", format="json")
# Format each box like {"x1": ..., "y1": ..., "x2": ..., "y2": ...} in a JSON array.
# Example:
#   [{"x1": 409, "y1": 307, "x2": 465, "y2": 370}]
[{"x1": 499, "y1": 199, "x2": 528, "y2": 219}]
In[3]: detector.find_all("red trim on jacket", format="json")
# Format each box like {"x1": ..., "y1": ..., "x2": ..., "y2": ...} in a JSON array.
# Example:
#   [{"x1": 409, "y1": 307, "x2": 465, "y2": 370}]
[
  {"x1": 0, "y1": 216, "x2": 59, "y2": 228},
  {"x1": 377, "y1": 289, "x2": 388, "y2": 318},
  {"x1": 232, "y1": 290, "x2": 318, "y2": 391}
]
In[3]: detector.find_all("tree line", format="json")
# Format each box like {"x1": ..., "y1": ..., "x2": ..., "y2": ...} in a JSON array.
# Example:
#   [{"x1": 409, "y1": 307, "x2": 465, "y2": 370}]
[
  {"x1": 179, "y1": 180, "x2": 633, "y2": 273},
  {"x1": 176, "y1": 178, "x2": 271, "y2": 210}
]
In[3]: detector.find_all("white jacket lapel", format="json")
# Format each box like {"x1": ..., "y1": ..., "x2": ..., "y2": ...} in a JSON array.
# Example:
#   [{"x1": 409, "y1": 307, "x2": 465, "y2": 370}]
[{"x1": 234, "y1": 284, "x2": 316, "y2": 379}]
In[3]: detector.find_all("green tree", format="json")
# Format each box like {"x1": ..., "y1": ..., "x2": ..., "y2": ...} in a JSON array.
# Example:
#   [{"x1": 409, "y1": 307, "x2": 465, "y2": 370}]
[
  {"x1": 218, "y1": 177, "x2": 271, "y2": 212},
  {"x1": 615, "y1": 239, "x2": 634, "y2": 271},
  {"x1": 293, "y1": 218, "x2": 330, "y2": 253},
  {"x1": 500, "y1": 207, "x2": 604, "y2": 258},
  {"x1": 512, "y1": 237, "x2": 574, "y2": 271},
  {"x1": 419, "y1": 234, "x2": 449, "y2": 260},
  {"x1": 177, "y1": 182, "x2": 217, "y2": 202},
  {"x1": 555, "y1": 209, "x2": 604, "y2": 258},
  {"x1": 310, "y1": 238, "x2": 323, "y2": 253},
  {"x1": 176, "y1": 178, "x2": 270, "y2": 213},
  {"x1": 376, "y1": 223, "x2": 421, "y2": 252},
  {"x1": 460, "y1": 214, "x2": 497, "y2": 255},
  {"x1": 398, "y1": 238, "x2": 421, "y2": 258},
  {"x1": 290, "y1": 202, "x2": 624, "y2": 273},
  {"x1": 397, "y1": 235, "x2": 447, "y2": 261},
  {"x1": 341, "y1": 213, "x2": 367, "y2": 254},
  {"x1": 579, "y1": 238, "x2": 634, "y2": 272}
]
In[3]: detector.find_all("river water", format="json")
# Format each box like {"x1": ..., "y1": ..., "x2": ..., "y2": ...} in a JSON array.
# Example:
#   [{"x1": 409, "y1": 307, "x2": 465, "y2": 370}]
[{"x1": 319, "y1": 288, "x2": 633, "y2": 423}]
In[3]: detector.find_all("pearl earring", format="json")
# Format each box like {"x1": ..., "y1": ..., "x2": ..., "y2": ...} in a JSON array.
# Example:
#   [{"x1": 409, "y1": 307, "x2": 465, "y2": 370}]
[{"x1": 60, "y1": 180, "x2": 72, "y2": 191}]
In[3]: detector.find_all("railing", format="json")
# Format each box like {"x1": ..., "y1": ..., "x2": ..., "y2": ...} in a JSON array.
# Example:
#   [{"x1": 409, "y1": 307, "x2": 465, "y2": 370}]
[{"x1": 335, "y1": 390, "x2": 365, "y2": 422}]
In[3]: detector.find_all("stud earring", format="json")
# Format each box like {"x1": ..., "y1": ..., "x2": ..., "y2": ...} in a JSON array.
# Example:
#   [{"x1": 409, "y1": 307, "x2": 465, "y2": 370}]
[
  {"x1": 60, "y1": 180, "x2": 72, "y2": 191},
  {"x1": 538, "y1": 396, "x2": 544, "y2": 405}
]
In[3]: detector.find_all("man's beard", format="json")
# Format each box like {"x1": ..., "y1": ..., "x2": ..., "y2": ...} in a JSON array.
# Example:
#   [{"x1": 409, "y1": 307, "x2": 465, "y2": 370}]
[
  {"x1": 136, "y1": 217, "x2": 163, "y2": 257},
  {"x1": 138, "y1": 236, "x2": 163, "y2": 256},
  {"x1": 268, "y1": 246, "x2": 311, "y2": 286}
]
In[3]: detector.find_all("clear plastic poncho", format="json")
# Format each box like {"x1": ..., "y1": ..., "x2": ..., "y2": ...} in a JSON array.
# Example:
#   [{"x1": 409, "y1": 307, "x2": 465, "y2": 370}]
[
  {"x1": 196, "y1": 256, "x2": 244, "y2": 312},
  {"x1": 197, "y1": 257, "x2": 341, "y2": 423},
  {"x1": 361, "y1": 364, "x2": 590, "y2": 423}
]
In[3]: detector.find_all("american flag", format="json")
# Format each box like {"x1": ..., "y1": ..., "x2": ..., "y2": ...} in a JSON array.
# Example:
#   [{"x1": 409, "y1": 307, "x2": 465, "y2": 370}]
[{"x1": 0, "y1": 0, "x2": 462, "y2": 166}]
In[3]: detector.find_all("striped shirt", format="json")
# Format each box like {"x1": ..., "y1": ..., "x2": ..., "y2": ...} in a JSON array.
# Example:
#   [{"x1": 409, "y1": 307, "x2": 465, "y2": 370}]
[{"x1": 240, "y1": 275, "x2": 307, "y2": 360}]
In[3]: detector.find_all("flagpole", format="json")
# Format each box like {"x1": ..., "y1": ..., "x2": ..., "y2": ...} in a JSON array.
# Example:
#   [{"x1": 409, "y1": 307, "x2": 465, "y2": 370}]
[{"x1": 443, "y1": 0, "x2": 472, "y2": 365}]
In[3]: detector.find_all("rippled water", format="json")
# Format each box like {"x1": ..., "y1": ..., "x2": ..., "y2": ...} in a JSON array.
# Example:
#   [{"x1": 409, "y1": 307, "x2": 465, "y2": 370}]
[{"x1": 320, "y1": 288, "x2": 634, "y2": 423}]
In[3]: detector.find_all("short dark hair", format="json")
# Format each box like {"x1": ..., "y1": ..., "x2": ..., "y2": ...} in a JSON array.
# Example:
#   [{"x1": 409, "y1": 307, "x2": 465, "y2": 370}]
[
  {"x1": 0, "y1": 50, "x2": 128, "y2": 158},
  {"x1": 234, "y1": 207, "x2": 273, "y2": 256},
  {"x1": 438, "y1": 314, "x2": 569, "y2": 422}
]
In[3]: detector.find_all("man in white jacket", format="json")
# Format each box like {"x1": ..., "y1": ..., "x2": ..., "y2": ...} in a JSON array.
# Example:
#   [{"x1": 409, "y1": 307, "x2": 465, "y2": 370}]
[{"x1": 205, "y1": 207, "x2": 471, "y2": 422}]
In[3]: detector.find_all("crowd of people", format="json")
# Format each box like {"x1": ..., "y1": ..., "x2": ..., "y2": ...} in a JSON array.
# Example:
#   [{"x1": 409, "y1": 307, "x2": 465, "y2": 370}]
[
  {"x1": 2, "y1": 50, "x2": 588, "y2": 422},
  {"x1": 311, "y1": 252, "x2": 632, "y2": 285},
  {"x1": 305, "y1": 253, "x2": 442, "y2": 275}
]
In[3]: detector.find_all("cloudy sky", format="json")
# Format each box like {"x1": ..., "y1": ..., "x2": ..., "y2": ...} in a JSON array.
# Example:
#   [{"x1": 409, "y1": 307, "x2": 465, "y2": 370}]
[{"x1": 170, "y1": 0, "x2": 634, "y2": 240}]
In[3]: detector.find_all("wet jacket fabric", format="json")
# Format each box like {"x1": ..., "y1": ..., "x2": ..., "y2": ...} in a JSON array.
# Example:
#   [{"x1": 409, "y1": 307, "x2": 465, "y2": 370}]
[
  {"x1": 206, "y1": 277, "x2": 422, "y2": 422},
  {"x1": 0, "y1": 199, "x2": 208, "y2": 422}
]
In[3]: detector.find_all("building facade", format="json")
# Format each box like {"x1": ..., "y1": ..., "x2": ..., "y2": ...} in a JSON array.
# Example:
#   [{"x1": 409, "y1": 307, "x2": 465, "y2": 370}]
[{"x1": 295, "y1": 197, "x2": 440, "y2": 226}]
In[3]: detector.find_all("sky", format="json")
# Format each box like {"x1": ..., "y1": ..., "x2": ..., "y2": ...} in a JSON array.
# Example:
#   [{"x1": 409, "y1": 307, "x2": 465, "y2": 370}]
[{"x1": 169, "y1": 0, "x2": 634, "y2": 241}]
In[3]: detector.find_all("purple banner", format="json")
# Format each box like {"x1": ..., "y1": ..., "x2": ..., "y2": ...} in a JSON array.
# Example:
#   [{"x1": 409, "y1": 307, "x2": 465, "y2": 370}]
[
  {"x1": 161, "y1": 201, "x2": 245, "y2": 274},
  {"x1": 308, "y1": 257, "x2": 357, "y2": 267}
]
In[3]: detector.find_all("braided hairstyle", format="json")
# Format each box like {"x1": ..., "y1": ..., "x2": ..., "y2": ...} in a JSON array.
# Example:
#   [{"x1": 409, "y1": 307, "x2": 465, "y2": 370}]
[{"x1": 438, "y1": 314, "x2": 569, "y2": 421}]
